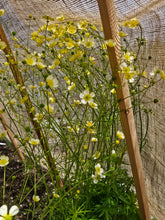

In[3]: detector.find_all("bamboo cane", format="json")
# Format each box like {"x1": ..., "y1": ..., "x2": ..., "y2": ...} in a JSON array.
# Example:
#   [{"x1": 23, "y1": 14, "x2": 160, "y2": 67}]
[
  {"x1": 0, "y1": 22, "x2": 63, "y2": 188},
  {"x1": 97, "y1": 0, "x2": 150, "y2": 219}
]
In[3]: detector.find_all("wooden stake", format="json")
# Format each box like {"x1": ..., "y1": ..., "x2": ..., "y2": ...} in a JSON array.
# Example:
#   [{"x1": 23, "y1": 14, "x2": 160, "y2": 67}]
[
  {"x1": 0, "y1": 113, "x2": 25, "y2": 162},
  {"x1": 97, "y1": 0, "x2": 150, "y2": 219},
  {"x1": 0, "y1": 22, "x2": 63, "y2": 188}
]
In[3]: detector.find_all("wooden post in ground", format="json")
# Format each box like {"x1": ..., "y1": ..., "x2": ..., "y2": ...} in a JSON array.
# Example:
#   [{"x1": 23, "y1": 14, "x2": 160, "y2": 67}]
[{"x1": 97, "y1": 0, "x2": 150, "y2": 219}]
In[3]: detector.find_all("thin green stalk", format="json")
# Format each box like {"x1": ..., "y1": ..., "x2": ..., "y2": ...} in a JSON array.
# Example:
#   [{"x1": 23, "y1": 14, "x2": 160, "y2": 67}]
[{"x1": 3, "y1": 166, "x2": 6, "y2": 204}]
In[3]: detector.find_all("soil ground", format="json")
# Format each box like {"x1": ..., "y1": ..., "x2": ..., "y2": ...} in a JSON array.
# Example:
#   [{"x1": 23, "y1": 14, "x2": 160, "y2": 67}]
[{"x1": 0, "y1": 138, "x2": 51, "y2": 219}]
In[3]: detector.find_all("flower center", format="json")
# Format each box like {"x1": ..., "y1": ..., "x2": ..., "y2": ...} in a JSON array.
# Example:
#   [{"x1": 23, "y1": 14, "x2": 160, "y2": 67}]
[
  {"x1": 83, "y1": 94, "x2": 91, "y2": 101},
  {"x1": 0, "y1": 159, "x2": 8, "y2": 166},
  {"x1": 3, "y1": 213, "x2": 12, "y2": 220}
]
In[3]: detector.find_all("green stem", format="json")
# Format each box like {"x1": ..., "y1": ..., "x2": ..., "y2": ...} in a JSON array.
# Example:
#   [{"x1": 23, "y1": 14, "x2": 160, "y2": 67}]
[{"x1": 3, "y1": 166, "x2": 6, "y2": 204}]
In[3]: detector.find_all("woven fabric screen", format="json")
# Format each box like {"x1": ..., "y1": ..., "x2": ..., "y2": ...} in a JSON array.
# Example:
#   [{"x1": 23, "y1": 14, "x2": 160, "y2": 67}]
[{"x1": 0, "y1": 1, "x2": 165, "y2": 219}]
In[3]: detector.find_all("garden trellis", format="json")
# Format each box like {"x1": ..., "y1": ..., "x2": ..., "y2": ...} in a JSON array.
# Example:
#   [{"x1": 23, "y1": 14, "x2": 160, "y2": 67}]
[{"x1": 0, "y1": 0, "x2": 165, "y2": 220}]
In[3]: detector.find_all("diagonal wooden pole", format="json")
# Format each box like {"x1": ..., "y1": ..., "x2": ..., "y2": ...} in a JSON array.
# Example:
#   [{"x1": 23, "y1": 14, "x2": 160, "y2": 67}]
[
  {"x1": 97, "y1": 0, "x2": 150, "y2": 219},
  {"x1": 0, "y1": 22, "x2": 63, "y2": 188},
  {"x1": 0, "y1": 113, "x2": 25, "y2": 162}
]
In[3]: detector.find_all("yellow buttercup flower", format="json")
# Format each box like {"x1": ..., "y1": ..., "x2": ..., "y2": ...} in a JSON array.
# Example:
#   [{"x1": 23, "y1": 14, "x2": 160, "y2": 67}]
[
  {"x1": 0, "y1": 131, "x2": 6, "y2": 138},
  {"x1": 65, "y1": 41, "x2": 74, "y2": 49},
  {"x1": 111, "y1": 88, "x2": 116, "y2": 94},
  {"x1": 0, "y1": 9, "x2": 5, "y2": 16},
  {"x1": 123, "y1": 20, "x2": 129, "y2": 27},
  {"x1": 67, "y1": 25, "x2": 77, "y2": 34},
  {"x1": 42, "y1": 15, "x2": 54, "y2": 21},
  {"x1": 119, "y1": 31, "x2": 128, "y2": 37},
  {"x1": 0, "y1": 40, "x2": 6, "y2": 50},
  {"x1": 39, "y1": 81, "x2": 45, "y2": 87},
  {"x1": 34, "y1": 113, "x2": 44, "y2": 122},
  {"x1": 56, "y1": 15, "x2": 65, "y2": 21},
  {"x1": 48, "y1": 59, "x2": 60, "y2": 69},
  {"x1": 86, "y1": 121, "x2": 94, "y2": 127},
  {"x1": 29, "y1": 85, "x2": 37, "y2": 90},
  {"x1": 93, "y1": 151, "x2": 100, "y2": 160},
  {"x1": 105, "y1": 39, "x2": 116, "y2": 47},
  {"x1": 20, "y1": 96, "x2": 28, "y2": 104},
  {"x1": 142, "y1": 71, "x2": 146, "y2": 77},
  {"x1": 74, "y1": 99, "x2": 81, "y2": 105},
  {"x1": 91, "y1": 137, "x2": 98, "y2": 142},
  {"x1": 29, "y1": 138, "x2": 40, "y2": 145},
  {"x1": 69, "y1": 50, "x2": 83, "y2": 62},
  {"x1": 128, "y1": 17, "x2": 139, "y2": 28},
  {"x1": 77, "y1": 190, "x2": 80, "y2": 194},
  {"x1": 53, "y1": 193, "x2": 60, "y2": 198},
  {"x1": 77, "y1": 19, "x2": 87, "y2": 30},
  {"x1": 83, "y1": 38, "x2": 95, "y2": 48},
  {"x1": 46, "y1": 75, "x2": 58, "y2": 88},
  {"x1": 89, "y1": 102, "x2": 98, "y2": 109},
  {"x1": 83, "y1": 145, "x2": 88, "y2": 150},
  {"x1": 26, "y1": 56, "x2": 36, "y2": 66},
  {"x1": 36, "y1": 62, "x2": 46, "y2": 69},
  {"x1": 68, "y1": 82, "x2": 75, "y2": 91},
  {"x1": 49, "y1": 97, "x2": 55, "y2": 103},
  {"x1": 9, "y1": 98, "x2": 16, "y2": 105},
  {"x1": 160, "y1": 70, "x2": 165, "y2": 80},
  {"x1": 45, "y1": 104, "x2": 55, "y2": 114},
  {"x1": 33, "y1": 195, "x2": 40, "y2": 202},
  {"x1": 102, "y1": 43, "x2": 107, "y2": 50},
  {"x1": 117, "y1": 131, "x2": 125, "y2": 139},
  {"x1": 123, "y1": 18, "x2": 139, "y2": 28}
]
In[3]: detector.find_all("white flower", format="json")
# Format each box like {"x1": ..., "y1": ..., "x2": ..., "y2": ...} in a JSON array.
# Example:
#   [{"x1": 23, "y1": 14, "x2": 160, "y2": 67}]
[
  {"x1": 129, "y1": 78, "x2": 135, "y2": 83},
  {"x1": 149, "y1": 72, "x2": 155, "y2": 76},
  {"x1": 91, "y1": 137, "x2": 98, "y2": 142},
  {"x1": 0, "y1": 205, "x2": 19, "y2": 219},
  {"x1": 0, "y1": 156, "x2": 9, "y2": 167},
  {"x1": 34, "y1": 113, "x2": 44, "y2": 122},
  {"x1": 112, "y1": 150, "x2": 116, "y2": 155},
  {"x1": 68, "y1": 82, "x2": 75, "y2": 91},
  {"x1": 92, "y1": 174, "x2": 99, "y2": 184},
  {"x1": 110, "y1": 88, "x2": 116, "y2": 94},
  {"x1": 92, "y1": 163, "x2": 105, "y2": 184},
  {"x1": 95, "y1": 163, "x2": 104, "y2": 175},
  {"x1": 32, "y1": 195, "x2": 40, "y2": 202},
  {"x1": 29, "y1": 138, "x2": 40, "y2": 145},
  {"x1": 53, "y1": 192, "x2": 60, "y2": 198},
  {"x1": 120, "y1": 62, "x2": 127, "y2": 69},
  {"x1": 83, "y1": 38, "x2": 95, "y2": 48},
  {"x1": 105, "y1": 39, "x2": 116, "y2": 47},
  {"x1": 89, "y1": 102, "x2": 98, "y2": 109},
  {"x1": 45, "y1": 104, "x2": 55, "y2": 114},
  {"x1": 46, "y1": 75, "x2": 58, "y2": 88},
  {"x1": 93, "y1": 151, "x2": 100, "y2": 160},
  {"x1": 79, "y1": 89, "x2": 95, "y2": 104},
  {"x1": 117, "y1": 131, "x2": 125, "y2": 139}
]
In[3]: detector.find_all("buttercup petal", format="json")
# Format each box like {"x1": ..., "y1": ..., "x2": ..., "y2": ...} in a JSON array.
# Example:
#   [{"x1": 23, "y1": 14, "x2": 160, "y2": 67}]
[
  {"x1": 0, "y1": 205, "x2": 7, "y2": 216},
  {"x1": 9, "y1": 205, "x2": 19, "y2": 216}
]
